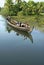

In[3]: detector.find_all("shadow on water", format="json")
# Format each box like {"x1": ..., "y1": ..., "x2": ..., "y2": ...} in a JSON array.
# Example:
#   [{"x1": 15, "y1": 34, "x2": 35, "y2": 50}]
[{"x1": 6, "y1": 23, "x2": 33, "y2": 43}]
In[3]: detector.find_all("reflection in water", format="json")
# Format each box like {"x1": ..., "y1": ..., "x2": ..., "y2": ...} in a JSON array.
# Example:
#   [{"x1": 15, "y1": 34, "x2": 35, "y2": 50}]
[
  {"x1": 6, "y1": 24, "x2": 33, "y2": 43},
  {"x1": 0, "y1": 15, "x2": 44, "y2": 65}
]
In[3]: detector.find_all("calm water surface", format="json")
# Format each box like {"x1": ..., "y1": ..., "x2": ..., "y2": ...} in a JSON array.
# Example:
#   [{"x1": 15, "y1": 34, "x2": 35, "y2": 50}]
[{"x1": 0, "y1": 15, "x2": 44, "y2": 65}]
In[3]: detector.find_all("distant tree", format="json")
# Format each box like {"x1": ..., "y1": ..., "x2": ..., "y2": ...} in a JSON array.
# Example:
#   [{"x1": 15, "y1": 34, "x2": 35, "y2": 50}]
[
  {"x1": 0, "y1": 7, "x2": 1, "y2": 11},
  {"x1": 4, "y1": 0, "x2": 13, "y2": 16},
  {"x1": 0, "y1": 0, "x2": 44, "y2": 16},
  {"x1": 0, "y1": 6, "x2": 9, "y2": 16}
]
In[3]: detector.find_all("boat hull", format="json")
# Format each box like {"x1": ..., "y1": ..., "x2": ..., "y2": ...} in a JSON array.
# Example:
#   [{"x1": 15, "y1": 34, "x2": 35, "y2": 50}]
[{"x1": 7, "y1": 21, "x2": 30, "y2": 32}]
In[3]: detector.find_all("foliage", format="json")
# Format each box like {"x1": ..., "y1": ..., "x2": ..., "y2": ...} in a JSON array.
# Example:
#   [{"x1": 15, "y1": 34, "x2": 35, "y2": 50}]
[
  {"x1": 17, "y1": 11, "x2": 23, "y2": 16},
  {"x1": 0, "y1": 7, "x2": 1, "y2": 11},
  {"x1": 0, "y1": 0, "x2": 44, "y2": 16},
  {"x1": 0, "y1": 6, "x2": 9, "y2": 16}
]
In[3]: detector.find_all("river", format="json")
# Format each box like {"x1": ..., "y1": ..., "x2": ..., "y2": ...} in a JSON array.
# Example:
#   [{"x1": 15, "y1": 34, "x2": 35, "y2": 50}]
[{"x1": 0, "y1": 15, "x2": 44, "y2": 65}]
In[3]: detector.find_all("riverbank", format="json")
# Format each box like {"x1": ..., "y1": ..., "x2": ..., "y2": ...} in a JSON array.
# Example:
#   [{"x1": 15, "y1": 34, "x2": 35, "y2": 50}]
[{"x1": 10, "y1": 15, "x2": 44, "y2": 26}]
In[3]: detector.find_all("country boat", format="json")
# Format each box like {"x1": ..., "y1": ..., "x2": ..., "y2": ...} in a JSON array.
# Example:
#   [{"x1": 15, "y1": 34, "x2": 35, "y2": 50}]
[
  {"x1": 6, "y1": 16, "x2": 34, "y2": 32},
  {"x1": 6, "y1": 20, "x2": 34, "y2": 32}
]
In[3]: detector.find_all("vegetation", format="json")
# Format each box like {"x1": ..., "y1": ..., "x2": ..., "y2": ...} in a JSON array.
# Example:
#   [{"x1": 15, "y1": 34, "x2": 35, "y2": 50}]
[
  {"x1": 0, "y1": 0, "x2": 44, "y2": 16},
  {"x1": 0, "y1": 0, "x2": 44, "y2": 29},
  {"x1": 0, "y1": 0, "x2": 44, "y2": 32},
  {"x1": 11, "y1": 15, "x2": 44, "y2": 25},
  {"x1": 0, "y1": 7, "x2": 1, "y2": 11}
]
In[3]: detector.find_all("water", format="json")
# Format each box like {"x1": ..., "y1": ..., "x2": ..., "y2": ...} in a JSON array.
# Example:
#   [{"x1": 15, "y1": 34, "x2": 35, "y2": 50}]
[{"x1": 0, "y1": 15, "x2": 44, "y2": 65}]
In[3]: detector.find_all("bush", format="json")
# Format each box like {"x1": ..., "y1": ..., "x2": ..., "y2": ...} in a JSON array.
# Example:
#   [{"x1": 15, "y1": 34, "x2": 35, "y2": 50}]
[
  {"x1": 0, "y1": 6, "x2": 9, "y2": 16},
  {"x1": 17, "y1": 11, "x2": 23, "y2": 16}
]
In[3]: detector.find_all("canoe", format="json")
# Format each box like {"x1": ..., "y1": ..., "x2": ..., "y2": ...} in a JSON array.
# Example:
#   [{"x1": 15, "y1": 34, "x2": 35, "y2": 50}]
[{"x1": 7, "y1": 21, "x2": 33, "y2": 32}]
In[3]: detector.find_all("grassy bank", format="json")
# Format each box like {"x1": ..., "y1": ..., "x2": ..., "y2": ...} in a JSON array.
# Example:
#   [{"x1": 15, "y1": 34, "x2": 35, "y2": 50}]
[{"x1": 11, "y1": 15, "x2": 44, "y2": 27}]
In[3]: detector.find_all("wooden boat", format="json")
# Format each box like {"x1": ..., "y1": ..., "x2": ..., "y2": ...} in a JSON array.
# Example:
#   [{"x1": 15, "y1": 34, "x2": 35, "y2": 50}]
[{"x1": 7, "y1": 21, "x2": 34, "y2": 32}]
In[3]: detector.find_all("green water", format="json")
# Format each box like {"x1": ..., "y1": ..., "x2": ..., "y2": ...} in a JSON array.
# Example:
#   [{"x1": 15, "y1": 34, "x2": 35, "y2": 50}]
[{"x1": 0, "y1": 15, "x2": 44, "y2": 65}]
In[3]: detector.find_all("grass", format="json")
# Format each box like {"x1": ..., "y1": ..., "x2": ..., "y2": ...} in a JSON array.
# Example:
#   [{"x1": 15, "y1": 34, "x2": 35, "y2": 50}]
[{"x1": 11, "y1": 15, "x2": 44, "y2": 26}]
